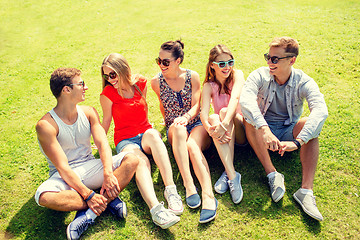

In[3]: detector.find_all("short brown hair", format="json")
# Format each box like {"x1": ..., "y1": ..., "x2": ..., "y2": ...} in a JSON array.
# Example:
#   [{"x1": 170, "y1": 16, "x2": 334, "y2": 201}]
[
  {"x1": 50, "y1": 68, "x2": 81, "y2": 98},
  {"x1": 270, "y1": 37, "x2": 299, "y2": 57}
]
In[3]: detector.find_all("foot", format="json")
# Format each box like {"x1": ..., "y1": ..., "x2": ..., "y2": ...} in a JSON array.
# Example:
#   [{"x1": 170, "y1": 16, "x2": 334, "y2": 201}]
[
  {"x1": 164, "y1": 185, "x2": 184, "y2": 215},
  {"x1": 293, "y1": 188, "x2": 323, "y2": 221},
  {"x1": 214, "y1": 171, "x2": 229, "y2": 194},
  {"x1": 186, "y1": 193, "x2": 201, "y2": 209},
  {"x1": 66, "y1": 210, "x2": 94, "y2": 240},
  {"x1": 150, "y1": 202, "x2": 180, "y2": 229},
  {"x1": 199, "y1": 198, "x2": 218, "y2": 223},
  {"x1": 108, "y1": 197, "x2": 127, "y2": 219},
  {"x1": 267, "y1": 171, "x2": 285, "y2": 202},
  {"x1": 228, "y1": 172, "x2": 243, "y2": 204}
]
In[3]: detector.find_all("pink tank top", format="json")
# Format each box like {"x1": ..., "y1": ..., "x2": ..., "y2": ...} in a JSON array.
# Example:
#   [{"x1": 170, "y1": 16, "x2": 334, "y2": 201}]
[{"x1": 209, "y1": 82, "x2": 242, "y2": 115}]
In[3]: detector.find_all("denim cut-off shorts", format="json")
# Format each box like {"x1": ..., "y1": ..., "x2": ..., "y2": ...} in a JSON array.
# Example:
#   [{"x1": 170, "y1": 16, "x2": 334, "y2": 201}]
[
  {"x1": 267, "y1": 121, "x2": 297, "y2": 141},
  {"x1": 116, "y1": 133, "x2": 145, "y2": 153},
  {"x1": 166, "y1": 118, "x2": 203, "y2": 140}
]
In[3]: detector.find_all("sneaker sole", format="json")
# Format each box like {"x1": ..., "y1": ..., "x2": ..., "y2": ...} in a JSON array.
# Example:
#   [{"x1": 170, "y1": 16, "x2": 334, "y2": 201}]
[
  {"x1": 233, "y1": 191, "x2": 243, "y2": 204},
  {"x1": 168, "y1": 208, "x2": 184, "y2": 216},
  {"x1": 272, "y1": 190, "x2": 285, "y2": 203},
  {"x1": 214, "y1": 187, "x2": 228, "y2": 195},
  {"x1": 66, "y1": 224, "x2": 72, "y2": 240},
  {"x1": 154, "y1": 217, "x2": 180, "y2": 229},
  {"x1": 293, "y1": 193, "x2": 323, "y2": 221},
  {"x1": 199, "y1": 213, "x2": 216, "y2": 224}
]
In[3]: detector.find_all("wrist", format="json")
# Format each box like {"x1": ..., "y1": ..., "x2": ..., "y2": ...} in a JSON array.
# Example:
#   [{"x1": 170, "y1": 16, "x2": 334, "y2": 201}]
[
  {"x1": 293, "y1": 139, "x2": 302, "y2": 149},
  {"x1": 183, "y1": 112, "x2": 191, "y2": 121},
  {"x1": 219, "y1": 122, "x2": 228, "y2": 132},
  {"x1": 296, "y1": 138, "x2": 304, "y2": 146},
  {"x1": 83, "y1": 190, "x2": 95, "y2": 202}
]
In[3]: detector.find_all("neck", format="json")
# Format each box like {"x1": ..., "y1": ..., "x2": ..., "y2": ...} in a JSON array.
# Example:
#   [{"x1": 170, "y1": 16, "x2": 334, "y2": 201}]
[
  {"x1": 163, "y1": 67, "x2": 182, "y2": 81},
  {"x1": 274, "y1": 69, "x2": 292, "y2": 85},
  {"x1": 53, "y1": 100, "x2": 78, "y2": 123}
]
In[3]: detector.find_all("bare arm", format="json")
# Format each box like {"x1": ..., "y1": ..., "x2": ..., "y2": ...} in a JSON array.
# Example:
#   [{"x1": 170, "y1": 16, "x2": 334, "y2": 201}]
[
  {"x1": 100, "y1": 95, "x2": 113, "y2": 134},
  {"x1": 151, "y1": 76, "x2": 166, "y2": 119},
  {"x1": 83, "y1": 106, "x2": 120, "y2": 200},
  {"x1": 200, "y1": 82, "x2": 213, "y2": 132}
]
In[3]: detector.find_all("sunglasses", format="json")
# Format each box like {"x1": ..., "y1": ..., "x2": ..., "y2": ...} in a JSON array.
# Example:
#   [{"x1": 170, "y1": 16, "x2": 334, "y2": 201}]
[
  {"x1": 155, "y1": 57, "x2": 172, "y2": 67},
  {"x1": 103, "y1": 72, "x2": 117, "y2": 81},
  {"x1": 68, "y1": 81, "x2": 85, "y2": 88},
  {"x1": 212, "y1": 59, "x2": 235, "y2": 68},
  {"x1": 264, "y1": 53, "x2": 294, "y2": 64}
]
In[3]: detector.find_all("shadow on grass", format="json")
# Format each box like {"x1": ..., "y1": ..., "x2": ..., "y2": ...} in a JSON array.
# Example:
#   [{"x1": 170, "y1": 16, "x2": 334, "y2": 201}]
[
  {"x1": 6, "y1": 197, "x2": 69, "y2": 239},
  {"x1": 204, "y1": 144, "x2": 322, "y2": 235}
]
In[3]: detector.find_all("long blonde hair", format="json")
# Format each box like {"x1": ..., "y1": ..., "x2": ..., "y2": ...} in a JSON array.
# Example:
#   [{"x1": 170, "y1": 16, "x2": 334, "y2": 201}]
[
  {"x1": 204, "y1": 44, "x2": 234, "y2": 95},
  {"x1": 101, "y1": 53, "x2": 136, "y2": 96}
]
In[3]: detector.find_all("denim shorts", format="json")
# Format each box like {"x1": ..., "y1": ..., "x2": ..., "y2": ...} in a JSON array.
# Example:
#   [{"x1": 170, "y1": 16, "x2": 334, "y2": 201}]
[
  {"x1": 116, "y1": 133, "x2": 144, "y2": 154},
  {"x1": 267, "y1": 121, "x2": 296, "y2": 141},
  {"x1": 166, "y1": 118, "x2": 203, "y2": 140}
]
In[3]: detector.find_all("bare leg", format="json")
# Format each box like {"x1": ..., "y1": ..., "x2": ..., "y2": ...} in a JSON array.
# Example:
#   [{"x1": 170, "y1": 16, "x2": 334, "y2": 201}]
[
  {"x1": 141, "y1": 129, "x2": 175, "y2": 186},
  {"x1": 234, "y1": 113, "x2": 247, "y2": 145},
  {"x1": 168, "y1": 124, "x2": 197, "y2": 197},
  {"x1": 122, "y1": 145, "x2": 159, "y2": 209},
  {"x1": 38, "y1": 191, "x2": 87, "y2": 212},
  {"x1": 208, "y1": 113, "x2": 236, "y2": 180},
  {"x1": 293, "y1": 118, "x2": 319, "y2": 190},
  {"x1": 244, "y1": 121, "x2": 276, "y2": 174},
  {"x1": 187, "y1": 126, "x2": 215, "y2": 210}
]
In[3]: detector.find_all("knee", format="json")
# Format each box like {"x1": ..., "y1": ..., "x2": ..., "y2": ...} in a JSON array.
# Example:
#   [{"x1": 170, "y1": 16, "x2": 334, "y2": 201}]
[
  {"x1": 219, "y1": 107, "x2": 228, "y2": 119},
  {"x1": 171, "y1": 124, "x2": 187, "y2": 139},
  {"x1": 38, "y1": 192, "x2": 49, "y2": 207},
  {"x1": 123, "y1": 153, "x2": 140, "y2": 171},
  {"x1": 186, "y1": 139, "x2": 198, "y2": 156},
  {"x1": 144, "y1": 129, "x2": 162, "y2": 143},
  {"x1": 208, "y1": 114, "x2": 220, "y2": 125}
]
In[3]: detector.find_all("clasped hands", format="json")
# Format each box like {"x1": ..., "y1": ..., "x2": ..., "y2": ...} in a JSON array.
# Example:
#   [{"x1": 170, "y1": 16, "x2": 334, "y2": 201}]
[
  {"x1": 87, "y1": 172, "x2": 120, "y2": 216},
  {"x1": 208, "y1": 122, "x2": 231, "y2": 144},
  {"x1": 261, "y1": 126, "x2": 299, "y2": 156}
]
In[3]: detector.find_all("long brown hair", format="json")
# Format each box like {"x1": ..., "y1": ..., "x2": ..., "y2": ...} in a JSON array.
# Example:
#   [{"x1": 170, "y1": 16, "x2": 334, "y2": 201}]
[{"x1": 204, "y1": 44, "x2": 234, "y2": 95}]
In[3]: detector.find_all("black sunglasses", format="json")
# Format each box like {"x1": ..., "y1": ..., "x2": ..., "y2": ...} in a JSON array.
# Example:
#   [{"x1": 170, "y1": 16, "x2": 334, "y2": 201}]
[
  {"x1": 264, "y1": 53, "x2": 294, "y2": 64},
  {"x1": 103, "y1": 72, "x2": 117, "y2": 81},
  {"x1": 155, "y1": 57, "x2": 172, "y2": 67},
  {"x1": 68, "y1": 81, "x2": 85, "y2": 88}
]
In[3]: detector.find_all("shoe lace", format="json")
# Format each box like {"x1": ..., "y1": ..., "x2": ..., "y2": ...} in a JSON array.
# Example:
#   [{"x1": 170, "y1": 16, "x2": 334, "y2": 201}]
[
  {"x1": 167, "y1": 193, "x2": 181, "y2": 207},
  {"x1": 155, "y1": 205, "x2": 169, "y2": 222},
  {"x1": 220, "y1": 173, "x2": 228, "y2": 184},
  {"x1": 311, "y1": 196, "x2": 317, "y2": 207},
  {"x1": 228, "y1": 181, "x2": 235, "y2": 192},
  {"x1": 74, "y1": 218, "x2": 92, "y2": 235},
  {"x1": 269, "y1": 177, "x2": 275, "y2": 190}
]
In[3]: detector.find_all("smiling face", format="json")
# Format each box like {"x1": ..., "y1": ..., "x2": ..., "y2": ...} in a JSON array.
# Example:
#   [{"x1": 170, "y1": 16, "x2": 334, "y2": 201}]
[
  {"x1": 211, "y1": 53, "x2": 234, "y2": 81},
  {"x1": 69, "y1": 75, "x2": 88, "y2": 102},
  {"x1": 157, "y1": 49, "x2": 180, "y2": 74},
  {"x1": 102, "y1": 65, "x2": 120, "y2": 89},
  {"x1": 267, "y1": 46, "x2": 295, "y2": 81}
]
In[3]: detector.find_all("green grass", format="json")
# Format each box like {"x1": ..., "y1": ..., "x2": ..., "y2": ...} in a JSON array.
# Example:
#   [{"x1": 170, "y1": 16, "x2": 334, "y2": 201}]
[{"x1": 1, "y1": 0, "x2": 359, "y2": 239}]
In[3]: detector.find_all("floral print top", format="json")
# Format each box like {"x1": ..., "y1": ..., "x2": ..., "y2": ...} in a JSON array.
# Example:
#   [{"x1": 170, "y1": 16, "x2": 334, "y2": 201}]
[{"x1": 159, "y1": 69, "x2": 200, "y2": 129}]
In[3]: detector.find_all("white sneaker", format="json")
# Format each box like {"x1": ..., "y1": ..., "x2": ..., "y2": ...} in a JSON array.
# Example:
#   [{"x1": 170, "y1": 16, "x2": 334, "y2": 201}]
[
  {"x1": 267, "y1": 172, "x2": 285, "y2": 202},
  {"x1": 293, "y1": 189, "x2": 323, "y2": 221},
  {"x1": 150, "y1": 202, "x2": 180, "y2": 229},
  {"x1": 164, "y1": 185, "x2": 183, "y2": 215}
]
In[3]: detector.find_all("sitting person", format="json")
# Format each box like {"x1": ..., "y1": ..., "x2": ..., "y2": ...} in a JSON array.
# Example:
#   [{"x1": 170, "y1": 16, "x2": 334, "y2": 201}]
[
  {"x1": 200, "y1": 44, "x2": 246, "y2": 204},
  {"x1": 240, "y1": 37, "x2": 328, "y2": 221},
  {"x1": 35, "y1": 68, "x2": 139, "y2": 240},
  {"x1": 151, "y1": 40, "x2": 216, "y2": 223},
  {"x1": 100, "y1": 53, "x2": 181, "y2": 228}
]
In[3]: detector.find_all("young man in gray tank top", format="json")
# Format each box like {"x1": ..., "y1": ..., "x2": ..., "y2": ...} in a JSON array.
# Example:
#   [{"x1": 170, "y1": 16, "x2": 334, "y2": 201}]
[
  {"x1": 35, "y1": 68, "x2": 140, "y2": 240},
  {"x1": 240, "y1": 37, "x2": 328, "y2": 221}
]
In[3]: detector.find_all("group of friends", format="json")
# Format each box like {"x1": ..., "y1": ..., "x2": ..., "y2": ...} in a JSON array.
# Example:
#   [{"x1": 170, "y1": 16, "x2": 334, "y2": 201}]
[{"x1": 34, "y1": 36, "x2": 328, "y2": 240}]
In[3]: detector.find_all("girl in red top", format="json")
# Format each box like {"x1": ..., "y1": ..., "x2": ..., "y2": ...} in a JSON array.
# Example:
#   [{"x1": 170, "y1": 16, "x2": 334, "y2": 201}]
[{"x1": 100, "y1": 53, "x2": 182, "y2": 228}]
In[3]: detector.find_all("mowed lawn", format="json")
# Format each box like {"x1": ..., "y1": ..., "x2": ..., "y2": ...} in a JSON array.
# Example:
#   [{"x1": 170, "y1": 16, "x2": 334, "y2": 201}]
[{"x1": 0, "y1": 0, "x2": 359, "y2": 239}]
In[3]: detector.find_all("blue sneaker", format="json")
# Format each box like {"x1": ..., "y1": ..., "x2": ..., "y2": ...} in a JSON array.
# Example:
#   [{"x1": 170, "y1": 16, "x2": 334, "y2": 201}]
[
  {"x1": 228, "y1": 172, "x2": 243, "y2": 204},
  {"x1": 66, "y1": 210, "x2": 94, "y2": 240},
  {"x1": 186, "y1": 193, "x2": 201, "y2": 209},
  {"x1": 214, "y1": 171, "x2": 229, "y2": 194},
  {"x1": 108, "y1": 197, "x2": 127, "y2": 219},
  {"x1": 199, "y1": 198, "x2": 218, "y2": 223}
]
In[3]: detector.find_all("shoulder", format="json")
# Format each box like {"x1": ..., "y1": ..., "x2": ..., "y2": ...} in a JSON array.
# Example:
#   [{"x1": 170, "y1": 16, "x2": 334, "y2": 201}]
[
  {"x1": 187, "y1": 69, "x2": 200, "y2": 84},
  {"x1": 101, "y1": 85, "x2": 116, "y2": 96},
  {"x1": 79, "y1": 105, "x2": 98, "y2": 118},
  {"x1": 202, "y1": 82, "x2": 213, "y2": 94},
  {"x1": 36, "y1": 113, "x2": 57, "y2": 137},
  {"x1": 151, "y1": 74, "x2": 160, "y2": 91},
  {"x1": 247, "y1": 67, "x2": 270, "y2": 81}
]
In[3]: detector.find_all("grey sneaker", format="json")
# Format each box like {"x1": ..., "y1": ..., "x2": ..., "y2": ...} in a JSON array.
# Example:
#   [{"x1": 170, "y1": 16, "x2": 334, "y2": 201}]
[
  {"x1": 150, "y1": 202, "x2": 180, "y2": 229},
  {"x1": 227, "y1": 172, "x2": 243, "y2": 204},
  {"x1": 268, "y1": 172, "x2": 285, "y2": 202},
  {"x1": 164, "y1": 185, "x2": 184, "y2": 215},
  {"x1": 214, "y1": 171, "x2": 229, "y2": 194},
  {"x1": 293, "y1": 189, "x2": 323, "y2": 221}
]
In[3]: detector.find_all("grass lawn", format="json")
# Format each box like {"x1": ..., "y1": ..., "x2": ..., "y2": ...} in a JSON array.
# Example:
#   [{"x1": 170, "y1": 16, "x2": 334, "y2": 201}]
[{"x1": 0, "y1": 0, "x2": 359, "y2": 239}]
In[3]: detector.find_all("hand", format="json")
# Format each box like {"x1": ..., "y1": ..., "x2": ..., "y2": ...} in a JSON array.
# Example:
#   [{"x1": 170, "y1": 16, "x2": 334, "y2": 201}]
[
  {"x1": 209, "y1": 123, "x2": 226, "y2": 140},
  {"x1": 173, "y1": 116, "x2": 188, "y2": 126},
  {"x1": 217, "y1": 130, "x2": 231, "y2": 144},
  {"x1": 100, "y1": 173, "x2": 120, "y2": 201},
  {"x1": 278, "y1": 141, "x2": 299, "y2": 156},
  {"x1": 87, "y1": 193, "x2": 108, "y2": 216},
  {"x1": 261, "y1": 126, "x2": 281, "y2": 151}
]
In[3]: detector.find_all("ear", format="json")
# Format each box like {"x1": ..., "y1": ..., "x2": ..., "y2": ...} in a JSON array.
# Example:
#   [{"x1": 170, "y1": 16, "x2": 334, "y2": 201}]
[
  {"x1": 176, "y1": 58, "x2": 181, "y2": 65},
  {"x1": 63, "y1": 86, "x2": 71, "y2": 93},
  {"x1": 289, "y1": 56, "x2": 296, "y2": 66}
]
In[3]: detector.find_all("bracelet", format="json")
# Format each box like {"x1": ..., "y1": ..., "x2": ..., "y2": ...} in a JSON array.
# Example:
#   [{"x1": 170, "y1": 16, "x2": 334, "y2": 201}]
[
  {"x1": 219, "y1": 122, "x2": 227, "y2": 131},
  {"x1": 293, "y1": 139, "x2": 301, "y2": 149},
  {"x1": 84, "y1": 191, "x2": 95, "y2": 202},
  {"x1": 183, "y1": 112, "x2": 191, "y2": 121}
]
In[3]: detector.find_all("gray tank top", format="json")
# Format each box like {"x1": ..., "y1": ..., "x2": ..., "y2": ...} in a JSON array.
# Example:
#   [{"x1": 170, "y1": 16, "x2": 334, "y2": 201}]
[{"x1": 39, "y1": 106, "x2": 95, "y2": 176}]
